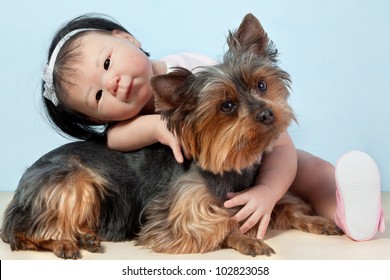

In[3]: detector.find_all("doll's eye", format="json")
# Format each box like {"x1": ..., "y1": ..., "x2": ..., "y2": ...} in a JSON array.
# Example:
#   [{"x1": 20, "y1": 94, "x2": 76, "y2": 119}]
[
  {"x1": 104, "y1": 58, "x2": 110, "y2": 70},
  {"x1": 96, "y1": 90, "x2": 102, "y2": 102},
  {"x1": 258, "y1": 80, "x2": 267, "y2": 92},
  {"x1": 220, "y1": 101, "x2": 236, "y2": 113}
]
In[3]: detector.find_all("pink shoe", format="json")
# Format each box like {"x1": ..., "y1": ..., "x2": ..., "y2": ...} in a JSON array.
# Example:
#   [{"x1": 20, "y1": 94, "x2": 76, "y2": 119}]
[{"x1": 335, "y1": 151, "x2": 385, "y2": 241}]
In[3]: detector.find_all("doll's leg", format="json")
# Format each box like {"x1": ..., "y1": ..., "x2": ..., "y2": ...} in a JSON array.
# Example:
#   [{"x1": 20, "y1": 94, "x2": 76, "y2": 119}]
[
  {"x1": 289, "y1": 150, "x2": 337, "y2": 221},
  {"x1": 290, "y1": 150, "x2": 384, "y2": 241}
]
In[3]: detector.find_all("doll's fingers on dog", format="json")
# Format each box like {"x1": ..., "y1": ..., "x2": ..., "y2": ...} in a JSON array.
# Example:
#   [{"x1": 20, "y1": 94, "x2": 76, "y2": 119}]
[
  {"x1": 224, "y1": 191, "x2": 247, "y2": 209},
  {"x1": 171, "y1": 143, "x2": 184, "y2": 163},
  {"x1": 165, "y1": 134, "x2": 184, "y2": 163},
  {"x1": 238, "y1": 209, "x2": 263, "y2": 233},
  {"x1": 232, "y1": 207, "x2": 252, "y2": 223},
  {"x1": 225, "y1": 190, "x2": 245, "y2": 200},
  {"x1": 230, "y1": 195, "x2": 260, "y2": 223},
  {"x1": 181, "y1": 142, "x2": 192, "y2": 160},
  {"x1": 256, "y1": 214, "x2": 271, "y2": 239}
]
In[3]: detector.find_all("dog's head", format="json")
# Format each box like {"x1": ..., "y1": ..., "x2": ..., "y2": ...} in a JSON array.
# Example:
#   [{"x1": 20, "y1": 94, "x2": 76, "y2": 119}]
[{"x1": 152, "y1": 13, "x2": 295, "y2": 174}]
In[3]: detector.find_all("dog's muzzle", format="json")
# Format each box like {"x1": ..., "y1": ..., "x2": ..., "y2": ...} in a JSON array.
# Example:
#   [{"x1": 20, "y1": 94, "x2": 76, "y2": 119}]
[{"x1": 257, "y1": 108, "x2": 274, "y2": 124}]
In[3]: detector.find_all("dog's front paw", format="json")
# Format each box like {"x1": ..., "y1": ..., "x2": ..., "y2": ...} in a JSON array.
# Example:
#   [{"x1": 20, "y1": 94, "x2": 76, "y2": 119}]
[
  {"x1": 223, "y1": 231, "x2": 275, "y2": 257},
  {"x1": 52, "y1": 240, "x2": 81, "y2": 259},
  {"x1": 237, "y1": 238, "x2": 275, "y2": 257},
  {"x1": 77, "y1": 232, "x2": 101, "y2": 252}
]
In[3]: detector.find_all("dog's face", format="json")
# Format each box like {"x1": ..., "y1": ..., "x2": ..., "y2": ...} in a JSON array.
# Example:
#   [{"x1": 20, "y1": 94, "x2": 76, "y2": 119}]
[{"x1": 152, "y1": 14, "x2": 295, "y2": 174}]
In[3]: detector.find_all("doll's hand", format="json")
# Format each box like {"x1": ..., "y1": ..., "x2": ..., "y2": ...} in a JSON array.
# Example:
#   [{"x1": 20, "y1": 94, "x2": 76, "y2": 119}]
[
  {"x1": 155, "y1": 118, "x2": 190, "y2": 163},
  {"x1": 224, "y1": 184, "x2": 276, "y2": 240}
]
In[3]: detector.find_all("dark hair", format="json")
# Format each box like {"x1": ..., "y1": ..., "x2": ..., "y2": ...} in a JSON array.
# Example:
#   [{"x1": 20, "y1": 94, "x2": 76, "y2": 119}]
[{"x1": 42, "y1": 13, "x2": 149, "y2": 142}]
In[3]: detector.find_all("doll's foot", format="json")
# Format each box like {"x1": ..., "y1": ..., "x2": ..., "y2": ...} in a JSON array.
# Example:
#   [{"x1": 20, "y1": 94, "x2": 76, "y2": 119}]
[{"x1": 335, "y1": 151, "x2": 385, "y2": 241}]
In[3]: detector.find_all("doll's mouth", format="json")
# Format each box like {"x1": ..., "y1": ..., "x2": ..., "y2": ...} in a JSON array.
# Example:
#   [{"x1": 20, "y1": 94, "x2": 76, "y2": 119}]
[{"x1": 125, "y1": 80, "x2": 133, "y2": 101}]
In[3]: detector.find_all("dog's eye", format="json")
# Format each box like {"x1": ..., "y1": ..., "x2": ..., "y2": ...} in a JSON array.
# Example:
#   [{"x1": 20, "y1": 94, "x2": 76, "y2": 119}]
[
  {"x1": 258, "y1": 80, "x2": 267, "y2": 92},
  {"x1": 220, "y1": 101, "x2": 236, "y2": 113}
]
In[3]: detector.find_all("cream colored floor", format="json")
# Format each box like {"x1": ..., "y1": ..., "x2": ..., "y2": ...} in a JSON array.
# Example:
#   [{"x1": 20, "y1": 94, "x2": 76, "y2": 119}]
[{"x1": 0, "y1": 191, "x2": 389, "y2": 260}]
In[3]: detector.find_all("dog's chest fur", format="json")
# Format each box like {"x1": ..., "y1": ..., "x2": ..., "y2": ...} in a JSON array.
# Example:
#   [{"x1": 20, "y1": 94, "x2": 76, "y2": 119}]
[{"x1": 199, "y1": 165, "x2": 259, "y2": 200}]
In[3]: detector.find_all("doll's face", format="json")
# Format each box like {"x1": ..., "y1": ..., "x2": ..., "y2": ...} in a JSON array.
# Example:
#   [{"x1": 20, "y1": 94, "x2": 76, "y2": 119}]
[{"x1": 63, "y1": 31, "x2": 154, "y2": 122}]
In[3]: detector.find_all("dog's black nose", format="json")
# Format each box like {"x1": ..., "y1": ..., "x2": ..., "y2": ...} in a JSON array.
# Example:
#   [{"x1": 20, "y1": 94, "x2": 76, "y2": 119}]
[{"x1": 257, "y1": 108, "x2": 274, "y2": 124}]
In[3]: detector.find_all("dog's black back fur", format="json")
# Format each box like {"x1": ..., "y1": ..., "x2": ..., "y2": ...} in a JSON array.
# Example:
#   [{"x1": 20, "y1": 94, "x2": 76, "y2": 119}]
[
  {"x1": 1, "y1": 141, "x2": 190, "y2": 241},
  {"x1": 1, "y1": 140, "x2": 259, "y2": 244}
]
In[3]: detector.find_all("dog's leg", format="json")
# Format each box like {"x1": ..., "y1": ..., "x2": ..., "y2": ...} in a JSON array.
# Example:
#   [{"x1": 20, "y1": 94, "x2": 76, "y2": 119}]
[
  {"x1": 2, "y1": 156, "x2": 108, "y2": 259},
  {"x1": 222, "y1": 227, "x2": 275, "y2": 256},
  {"x1": 136, "y1": 170, "x2": 234, "y2": 254},
  {"x1": 272, "y1": 192, "x2": 343, "y2": 235},
  {"x1": 7, "y1": 231, "x2": 82, "y2": 259},
  {"x1": 136, "y1": 170, "x2": 277, "y2": 256},
  {"x1": 76, "y1": 230, "x2": 101, "y2": 253}
]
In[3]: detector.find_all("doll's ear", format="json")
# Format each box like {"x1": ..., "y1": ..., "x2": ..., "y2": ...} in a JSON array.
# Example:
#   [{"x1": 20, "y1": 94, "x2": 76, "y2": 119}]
[{"x1": 151, "y1": 67, "x2": 196, "y2": 114}]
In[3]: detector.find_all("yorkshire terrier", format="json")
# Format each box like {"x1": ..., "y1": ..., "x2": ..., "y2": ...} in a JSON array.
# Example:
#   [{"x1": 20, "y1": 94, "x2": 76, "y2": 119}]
[{"x1": 1, "y1": 13, "x2": 341, "y2": 259}]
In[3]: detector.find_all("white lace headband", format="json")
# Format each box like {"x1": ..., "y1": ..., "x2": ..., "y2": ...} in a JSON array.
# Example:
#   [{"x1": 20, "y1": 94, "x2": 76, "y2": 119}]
[{"x1": 42, "y1": 28, "x2": 96, "y2": 106}]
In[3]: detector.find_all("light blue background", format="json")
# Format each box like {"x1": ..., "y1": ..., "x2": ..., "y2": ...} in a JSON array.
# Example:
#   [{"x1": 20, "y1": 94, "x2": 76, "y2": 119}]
[{"x1": 1, "y1": 0, "x2": 389, "y2": 192}]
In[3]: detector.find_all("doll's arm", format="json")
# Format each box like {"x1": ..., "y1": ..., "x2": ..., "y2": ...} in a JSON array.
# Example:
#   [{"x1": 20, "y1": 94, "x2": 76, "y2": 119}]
[{"x1": 107, "y1": 114, "x2": 184, "y2": 163}]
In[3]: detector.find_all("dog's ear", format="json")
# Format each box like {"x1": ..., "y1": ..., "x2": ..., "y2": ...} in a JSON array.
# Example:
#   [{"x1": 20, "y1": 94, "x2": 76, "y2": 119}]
[
  {"x1": 151, "y1": 67, "x2": 197, "y2": 132},
  {"x1": 151, "y1": 67, "x2": 195, "y2": 113},
  {"x1": 228, "y1": 13, "x2": 277, "y2": 60}
]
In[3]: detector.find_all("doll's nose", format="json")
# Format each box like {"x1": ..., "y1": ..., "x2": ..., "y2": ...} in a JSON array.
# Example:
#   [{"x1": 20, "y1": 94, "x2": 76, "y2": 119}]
[{"x1": 105, "y1": 75, "x2": 119, "y2": 96}]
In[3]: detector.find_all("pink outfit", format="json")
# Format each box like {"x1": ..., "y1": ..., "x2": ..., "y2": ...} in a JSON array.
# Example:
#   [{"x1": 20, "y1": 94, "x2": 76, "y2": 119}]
[{"x1": 160, "y1": 52, "x2": 217, "y2": 73}]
